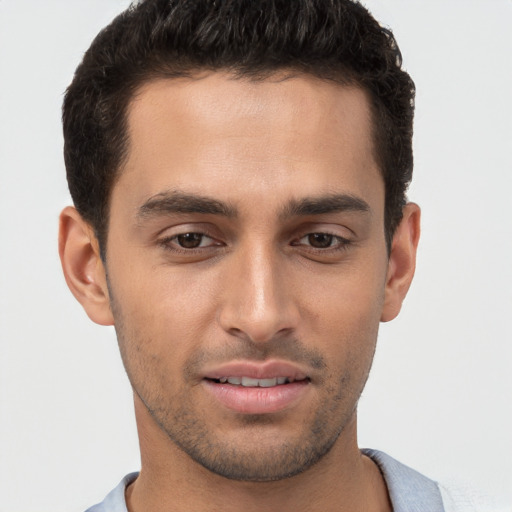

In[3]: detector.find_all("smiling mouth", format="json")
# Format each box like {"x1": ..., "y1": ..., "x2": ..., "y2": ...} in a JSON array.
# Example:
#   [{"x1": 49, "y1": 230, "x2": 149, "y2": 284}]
[
  {"x1": 207, "y1": 376, "x2": 308, "y2": 387},
  {"x1": 203, "y1": 369, "x2": 311, "y2": 413}
]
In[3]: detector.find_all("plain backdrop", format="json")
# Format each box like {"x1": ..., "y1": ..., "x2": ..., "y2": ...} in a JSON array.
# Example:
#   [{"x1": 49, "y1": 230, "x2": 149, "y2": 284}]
[{"x1": 0, "y1": 1, "x2": 511, "y2": 511}]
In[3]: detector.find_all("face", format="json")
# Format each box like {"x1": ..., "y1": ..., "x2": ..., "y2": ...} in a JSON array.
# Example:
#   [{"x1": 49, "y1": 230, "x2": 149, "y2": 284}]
[{"x1": 105, "y1": 73, "x2": 391, "y2": 481}]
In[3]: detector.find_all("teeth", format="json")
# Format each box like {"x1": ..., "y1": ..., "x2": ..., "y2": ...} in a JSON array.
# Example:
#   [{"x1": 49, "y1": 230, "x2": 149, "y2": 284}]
[
  {"x1": 242, "y1": 376, "x2": 262, "y2": 387},
  {"x1": 220, "y1": 377, "x2": 292, "y2": 387},
  {"x1": 256, "y1": 378, "x2": 277, "y2": 387}
]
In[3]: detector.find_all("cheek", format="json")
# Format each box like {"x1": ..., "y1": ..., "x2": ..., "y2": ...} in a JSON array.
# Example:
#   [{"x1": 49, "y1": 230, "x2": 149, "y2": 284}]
[
  {"x1": 303, "y1": 260, "x2": 386, "y2": 328},
  {"x1": 299, "y1": 260, "x2": 386, "y2": 364},
  {"x1": 108, "y1": 262, "x2": 221, "y2": 361}
]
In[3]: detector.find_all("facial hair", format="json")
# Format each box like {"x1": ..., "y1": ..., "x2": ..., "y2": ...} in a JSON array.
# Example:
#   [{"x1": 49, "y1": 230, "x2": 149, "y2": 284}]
[{"x1": 108, "y1": 279, "x2": 376, "y2": 482}]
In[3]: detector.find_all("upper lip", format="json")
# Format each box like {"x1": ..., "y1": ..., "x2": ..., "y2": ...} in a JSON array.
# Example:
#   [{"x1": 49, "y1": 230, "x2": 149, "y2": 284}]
[{"x1": 202, "y1": 360, "x2": 309, "y2": 381}]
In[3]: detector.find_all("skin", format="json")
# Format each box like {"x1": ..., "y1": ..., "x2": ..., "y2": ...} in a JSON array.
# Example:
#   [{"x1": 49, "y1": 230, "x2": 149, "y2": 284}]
[{"x1": 59, "y1": 72, "x2": 420, "y2": 512}]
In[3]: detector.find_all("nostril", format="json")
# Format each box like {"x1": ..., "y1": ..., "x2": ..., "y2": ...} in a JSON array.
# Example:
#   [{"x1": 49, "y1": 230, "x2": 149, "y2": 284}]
[{"x1": 217, "y1": 288, "x2": 300, "y2": 344}]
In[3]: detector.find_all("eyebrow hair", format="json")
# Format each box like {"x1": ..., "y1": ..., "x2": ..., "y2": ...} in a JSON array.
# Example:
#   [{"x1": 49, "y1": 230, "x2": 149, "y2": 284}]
[
  {"x1": 137, "y1": 191, "x2": 238, "y2": 220},
  {"x1": 137, "y1": 190, "x2": 370, "y2": 223},
  {"x1": 281, "y1": 193, "x2": 371, "y2": 219}
]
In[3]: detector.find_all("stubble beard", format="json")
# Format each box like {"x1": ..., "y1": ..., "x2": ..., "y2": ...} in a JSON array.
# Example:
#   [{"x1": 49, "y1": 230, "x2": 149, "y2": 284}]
[
  {"x1": 135, "y1": 372, "x2": 359, "y2": 482},
  {"x1": 127, "y1": 346, "x2": 370, "y2": 482},
  {"x1": 108, "y1": 283, "x2": 376, "y2": 482}
]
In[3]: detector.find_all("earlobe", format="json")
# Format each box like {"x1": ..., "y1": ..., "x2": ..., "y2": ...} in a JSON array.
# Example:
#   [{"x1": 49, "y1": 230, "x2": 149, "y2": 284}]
[
  {"x1": 381, "y1": 203, "x2": 421, "y2": 322},
  {"x1": 58, "y1": 206, "x2": 114, "y2": 326}
]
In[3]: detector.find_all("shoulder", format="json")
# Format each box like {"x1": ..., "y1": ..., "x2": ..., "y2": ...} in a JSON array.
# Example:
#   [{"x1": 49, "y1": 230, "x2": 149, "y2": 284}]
[
  {"x1": 363, "y1": 448, "x2": 444, "y2": 511},
  {"x1": 363, "y1": 449, "x2": 504, "y2": 512},
  {"x1": 85, "y1": 472, "x2": 138, "y2": 512}
]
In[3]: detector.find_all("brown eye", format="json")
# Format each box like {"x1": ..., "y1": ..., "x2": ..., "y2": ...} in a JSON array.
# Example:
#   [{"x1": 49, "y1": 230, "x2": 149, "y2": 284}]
[
  {"x1": 176, "y1": 233, "x2": 205, "y2": 248},
  {"x1": 307, "y1": 233, "x2": 334, "y2": 248},
  {"x1": 293, "y1": 232, "x2": 351, "y2": 252}
]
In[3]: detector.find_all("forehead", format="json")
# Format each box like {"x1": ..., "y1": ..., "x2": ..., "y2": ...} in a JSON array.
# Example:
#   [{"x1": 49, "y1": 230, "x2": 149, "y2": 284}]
[{"x1": 117, "y1": 72, "x2": 382, "y2": 214}]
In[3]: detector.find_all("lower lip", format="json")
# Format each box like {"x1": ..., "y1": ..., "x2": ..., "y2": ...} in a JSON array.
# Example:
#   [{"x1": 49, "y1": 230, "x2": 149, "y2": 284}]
[{"x1": 202, "y1": 380, "x2": 310, "y2": 414}]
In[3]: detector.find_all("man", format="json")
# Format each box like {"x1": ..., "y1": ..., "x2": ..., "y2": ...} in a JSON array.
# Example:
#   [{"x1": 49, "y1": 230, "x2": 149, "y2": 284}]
[{"x1": 58, "y1": 0, "x2": 464, "y2": 510}]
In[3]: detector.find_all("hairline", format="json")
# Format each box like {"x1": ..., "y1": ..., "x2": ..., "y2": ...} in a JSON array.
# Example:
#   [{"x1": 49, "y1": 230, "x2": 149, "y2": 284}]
[{"x1": 98, "y1": 67, "x2": 390, "y2": 260}]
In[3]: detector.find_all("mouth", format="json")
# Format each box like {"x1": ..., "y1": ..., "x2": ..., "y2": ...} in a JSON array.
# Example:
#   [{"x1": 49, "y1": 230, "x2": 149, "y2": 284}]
[
  {"x1": 201, "y1": 361, "x2": 312, "y2": 414},
  {"x1": 206, "y1": 376, "x2": 308, "y2": 387}
]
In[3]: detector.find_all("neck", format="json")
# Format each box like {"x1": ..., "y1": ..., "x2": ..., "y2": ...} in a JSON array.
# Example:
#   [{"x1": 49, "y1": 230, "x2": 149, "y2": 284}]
[{"x1": 127, "y1": 395, "x2": 391, "y2": 512}]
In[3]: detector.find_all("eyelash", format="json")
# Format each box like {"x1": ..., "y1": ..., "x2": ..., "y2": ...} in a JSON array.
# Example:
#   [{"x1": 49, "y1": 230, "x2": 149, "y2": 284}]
[
  {"x1": 158, "y1": 232, "x2": 221, "y2": 254},
  {"x1": 293, "y1": 232, "x2": 352, "y2": 252},
  {"x1": 157, "y1": 231, "x2": 352, "y2": 254}
]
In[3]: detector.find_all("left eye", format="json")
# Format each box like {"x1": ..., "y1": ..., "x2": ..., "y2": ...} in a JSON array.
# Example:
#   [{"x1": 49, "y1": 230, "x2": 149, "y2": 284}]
[
  {"x1": 296, "y1": 233, "x2": 346, "y2": 249},
  {"x1": 172, "y1": 233, "x2": 215, "y2": 249}
]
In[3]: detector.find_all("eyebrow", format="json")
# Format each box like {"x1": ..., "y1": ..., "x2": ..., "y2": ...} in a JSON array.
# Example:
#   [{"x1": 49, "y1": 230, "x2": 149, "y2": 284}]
[
  {"x1": 280, "y1": 193, "x2": 371, "y2": 219},
  {"x1": 136, "y1": 190, "x2": 370, "y2": 222},
  {"x1": 137, "y1": 191, "x2": 238, "y2": 220}
]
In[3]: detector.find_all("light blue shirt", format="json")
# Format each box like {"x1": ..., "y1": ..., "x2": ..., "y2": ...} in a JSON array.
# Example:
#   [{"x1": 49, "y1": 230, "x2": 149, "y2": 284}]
[{"x1": 85, "y1": 450, "x2": 452, "y2": 511}]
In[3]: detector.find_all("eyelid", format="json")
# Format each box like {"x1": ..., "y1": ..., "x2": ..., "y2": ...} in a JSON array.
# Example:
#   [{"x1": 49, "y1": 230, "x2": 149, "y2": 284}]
[
  {"x1": 158, "y1": 231, "x2": 222, "y2": 250},
  {"x1": 153, "y1": 221, "x2": 226, "y2": 254},
  {"x1": 176, "y1": 233, "x2": 216, "y2": 246},
  {"x1": 293, "y1": 232, "x2": 351, "y2": 248},
  {"x1": 293, "y1": 222, "x2": 354, "y2": 239},
  {"x1": 299, "y1": 232, "x2": 348, "y2": 241}
]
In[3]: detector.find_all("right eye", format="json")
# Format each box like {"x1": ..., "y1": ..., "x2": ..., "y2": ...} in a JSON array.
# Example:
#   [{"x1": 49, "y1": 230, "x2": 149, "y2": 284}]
[{"x1": 161, "y1": 232, "x2": 219, "y2": 250}]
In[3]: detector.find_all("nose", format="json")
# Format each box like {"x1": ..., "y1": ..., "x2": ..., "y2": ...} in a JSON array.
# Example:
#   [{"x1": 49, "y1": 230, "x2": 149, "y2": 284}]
[{"x1": 217, "y1": 243, "x2": 300, "y2": 344}]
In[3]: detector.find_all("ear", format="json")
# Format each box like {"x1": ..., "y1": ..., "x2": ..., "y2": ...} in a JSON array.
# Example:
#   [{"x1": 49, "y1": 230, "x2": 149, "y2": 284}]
[
  {"x1": 58, "y1": 206, "x2": 114, "y2": 326},
  {"x1": 381, "y1": 202, "x2": 421, "y2": 322}
]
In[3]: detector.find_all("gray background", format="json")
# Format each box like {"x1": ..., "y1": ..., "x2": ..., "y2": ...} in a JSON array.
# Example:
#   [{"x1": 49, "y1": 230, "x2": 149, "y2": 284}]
[{"x1": 1, "y1": 1, "x2": 511, "y2": 510}]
